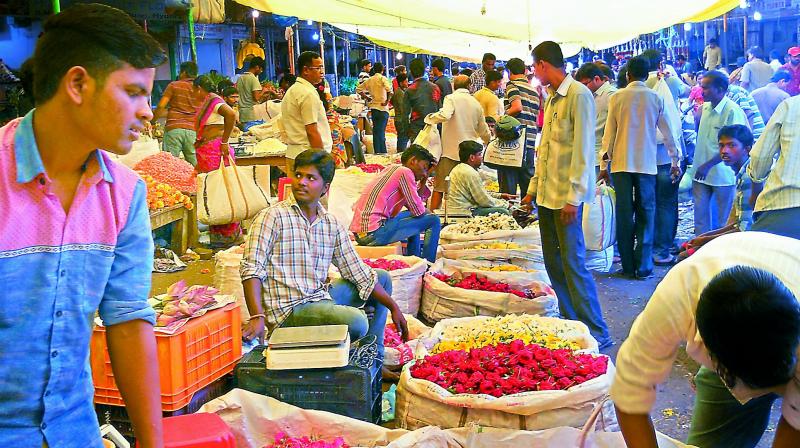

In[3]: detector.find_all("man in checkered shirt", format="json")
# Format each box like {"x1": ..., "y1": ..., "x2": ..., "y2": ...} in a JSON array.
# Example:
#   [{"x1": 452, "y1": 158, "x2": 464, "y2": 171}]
[{"x1": 240, "y1": 150, "x2": 409, "y2": 350}]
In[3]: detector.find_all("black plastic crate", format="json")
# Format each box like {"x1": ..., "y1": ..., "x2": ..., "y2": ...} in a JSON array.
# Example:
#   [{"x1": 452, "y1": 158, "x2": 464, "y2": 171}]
[
  {"x1": 235, "y1": 346, "x2": 382, "y2": 424},
  {"x1": 95, "y1": 374, "x2": 234, "y2": 442}
]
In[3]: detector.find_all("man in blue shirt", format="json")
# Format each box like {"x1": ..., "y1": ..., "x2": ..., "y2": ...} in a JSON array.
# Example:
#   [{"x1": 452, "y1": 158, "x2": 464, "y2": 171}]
[{"x1": 0, "y1": 4, "x2": 166, "y2": 447}]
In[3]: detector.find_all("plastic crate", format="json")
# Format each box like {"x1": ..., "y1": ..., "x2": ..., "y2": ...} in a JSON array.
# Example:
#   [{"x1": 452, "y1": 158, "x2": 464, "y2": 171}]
[
  {"x1": 96, "y1": 374, "x2": 234, "y2": 442},
  {"x1": 138, "y1": 413, "x2": 235, "y2": 448},
  {"x1": 91, "y1": 303, "x2": 242, "y2": 411},
  {"x1": 234, "y1": 346, "x2": 382, "y2": 423}
]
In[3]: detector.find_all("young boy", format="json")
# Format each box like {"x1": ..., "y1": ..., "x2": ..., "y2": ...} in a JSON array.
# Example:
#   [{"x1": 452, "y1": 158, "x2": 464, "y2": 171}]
[
  {"x1": 679, "y1": 125, "x2": 760, "y2": 259},
  {"x1": 241, "y1": 150, "x2": 409, "y2": 352},
  {"x1": 0, "y1": 4, "x2": 166, "y2": 446}
]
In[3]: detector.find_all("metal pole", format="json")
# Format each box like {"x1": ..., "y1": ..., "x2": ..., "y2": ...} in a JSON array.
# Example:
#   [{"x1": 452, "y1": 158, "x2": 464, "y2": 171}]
[
  {"x1": 295, "y1": 23, "x2": 300, "y2": 57},
  {"x1": 52, "y1": 0, "x2": 60, "y2": 13},
  {"x1": 345, "y1": 39, "x2": 351, "y2": 77},
  {"x1": 723, "y1": 14, "x2": 729, "y2": 68},
  {"x1": 332, "y1": 31, "x2": 338, "y2": 82},
  {"x1": 743, "y1": 15, "x2": 748, "y2": 54},
  {"x1": 318, "y1": 22, "x2": 325, "y2": 71}
]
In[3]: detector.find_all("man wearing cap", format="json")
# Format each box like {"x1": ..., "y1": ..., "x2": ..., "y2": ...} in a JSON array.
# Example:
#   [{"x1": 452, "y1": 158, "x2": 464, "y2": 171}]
[{"x1": 781, "y1": 47, "x2": 800, "y2": 96}]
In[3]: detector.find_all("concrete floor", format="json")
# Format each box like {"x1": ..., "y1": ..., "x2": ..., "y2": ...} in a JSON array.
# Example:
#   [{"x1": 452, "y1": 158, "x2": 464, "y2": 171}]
[{"x1": 153, "y1": 254, "x2": 781, "y2": 446}]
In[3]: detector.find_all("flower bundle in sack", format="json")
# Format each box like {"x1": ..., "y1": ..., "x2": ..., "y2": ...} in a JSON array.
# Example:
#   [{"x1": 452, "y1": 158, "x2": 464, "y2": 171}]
[
  {"x1": 431, "y1": 273, "x2": 544, "y2": 299},
  {"x1": 419, "y1": 264, "x2": 558, "y2": 322},
  {"x1": 368, "y1": 255, "x2": 428, "y2": 315},
  {"x1": 432, "y1": 259, "x2": 550, "y2": 294},
  {"x1": 265, "y1": 433, "x2": 348, "y2": 448},
  {"x1": 439, "y1": 213, "x2": 541, "y2": 246},
  {"x1": 396, "y1": 342, "x2": 616, "y2": 431},
  {"x1": 428, "y1": 314, "x2": 597, "y2": 355},
  {"x1": 384, "y1": 314, "x2": 430, "y2": 368},
  {"x1": 410, "y1": 341, "x2": 609, "y2": 396},
  {"x1": 437, "y1": 240, "x2": 545, "y2": 269}
]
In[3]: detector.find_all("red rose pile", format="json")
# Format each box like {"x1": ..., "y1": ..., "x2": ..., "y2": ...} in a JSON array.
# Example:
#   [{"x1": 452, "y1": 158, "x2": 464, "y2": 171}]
[
  {"x1": 431, "y1": 273, "x2": 548, "y2": 299},
  {"x1": 264, "y1": 433, "x2": 349, "y2": 448},
  {"x1": 363, "y1": 258, "x2": 411, "y2": 271},
  {"x1": 355, "y1": 163, "x2": 385, "y2": 173},
  {"x1": 134, "y1": 152, "x2": 197, "y2": 193},
  {"x1": 410, "y1": 340, "x2": 608, "y2": 396}
]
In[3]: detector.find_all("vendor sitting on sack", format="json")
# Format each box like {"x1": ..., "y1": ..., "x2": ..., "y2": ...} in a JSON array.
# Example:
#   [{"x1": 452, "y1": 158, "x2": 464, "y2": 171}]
[
  {"x1": 612, "y1": 232, "x2": 800, "y2": 447},
  {"x1": 350, "y1": 145, "x2": 441, "y2": 263},
  {"x1": 240, "y1": 149, "x2": 409, "y2": 352},
  {"x1": 446, "y1": 140, "x2": 517, "y2": 217}
]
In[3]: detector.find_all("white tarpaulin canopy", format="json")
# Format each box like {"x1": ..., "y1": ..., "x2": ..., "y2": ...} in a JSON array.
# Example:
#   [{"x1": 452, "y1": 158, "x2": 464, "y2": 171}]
[{"x1": 236, "y1": 0, "x2": 738, "y2": 61}]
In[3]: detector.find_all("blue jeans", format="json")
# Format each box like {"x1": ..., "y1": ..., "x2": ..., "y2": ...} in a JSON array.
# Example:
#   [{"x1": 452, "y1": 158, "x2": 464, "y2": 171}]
[
  {"x1": 653, "y1": 164, "x2": 680, "y2": 258},
  {"x1": 355, "y1": 211, "x2": 441, "y2": 263},
  {"x1": 693, "y1": 182, "x2": 735, "y2": 235},
  {"x1": 396, "y1": 134, "x2": 409, "y2": 153},
  {"x1": 472, "y1": 206, "x2": 510, "y2": 216},
  {"x1": 612, "y1": 172, "x2": 657, "y2": 275},
  {"x1": 281, "y1": 270, "x2": 392, "y2": 359},
  {"x1": 371, "y1": 109, "x2": 389, "y2": 154},
  {"x1": 537, "y1": 205, "x2": 611, "y2": 346},
  {"x1": 751, "y1": 207, "x2": 800, "y2": 240},
  {"x1": 687, "y1": 367, "x2": 778, "y2": 448}
]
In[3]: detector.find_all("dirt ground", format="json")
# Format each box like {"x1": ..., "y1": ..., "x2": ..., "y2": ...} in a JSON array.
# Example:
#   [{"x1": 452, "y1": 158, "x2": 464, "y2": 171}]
[{"x1": 153, "y1": 250, "x2": 781, "y2": 446}]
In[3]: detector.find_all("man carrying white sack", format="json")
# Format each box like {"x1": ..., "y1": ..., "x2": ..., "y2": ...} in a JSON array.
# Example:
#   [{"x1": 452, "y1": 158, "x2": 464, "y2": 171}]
[{"x1": 613, "y1": 232, "x2": 800, "y2": 448}]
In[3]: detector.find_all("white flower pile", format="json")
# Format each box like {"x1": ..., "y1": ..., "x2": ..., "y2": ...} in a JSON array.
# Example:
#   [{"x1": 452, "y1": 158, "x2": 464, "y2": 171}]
[{"x1": 446, "y1": 213, "x2": 521, "y2": 235}]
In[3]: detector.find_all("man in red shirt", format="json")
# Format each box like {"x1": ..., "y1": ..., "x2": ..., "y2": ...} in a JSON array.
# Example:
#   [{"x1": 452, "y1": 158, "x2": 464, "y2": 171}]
[
  {"x1": 153, "y1": 61, "x2": 202, "y2": 165},
  {"x1": 781, "y1": 47, "x2": 800, "y2": 96}
]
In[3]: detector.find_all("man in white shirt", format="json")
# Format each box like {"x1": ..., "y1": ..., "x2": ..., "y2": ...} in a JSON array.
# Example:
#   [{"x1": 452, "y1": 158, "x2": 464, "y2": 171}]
[
  {"x1": 770, "y1": 49, "x2": 785, "y2": 72},
  {"x1": 425, "y1": 75, "x2": 491, "y2": 210},
  {"x1": 523, "y1": 41, "x2": 612, "y2": 349},
  {"x1": 357, "y1": 62, "x2": 393, "y2": 154},
  {"x1": 600, "y1": 56, "x2": 681, "y2": 278},
  {"x1": 704, "y1": 38, "x2": 723, "y2": 70},
  {"x1": 447, "y1": 141, "x2": 515, "y2": 216},
  {"x1": 752, "y1": 70, "x2": 792, "y2": 123},
  {"x1": 612, "y1": 232, "x2": 800, "y2": 448},
  {"x1": 280, "y1": 51, "x2": 332, "y2": 174},
  {"x1": 575, "y1": 62, "x2": 617, "y2": 170},
  {"x1": 642, "y1": 48, "x2": 689, "y2": 265},
  {"x1": 741, "y1": 46, "x2": 775, "y2": 92}
]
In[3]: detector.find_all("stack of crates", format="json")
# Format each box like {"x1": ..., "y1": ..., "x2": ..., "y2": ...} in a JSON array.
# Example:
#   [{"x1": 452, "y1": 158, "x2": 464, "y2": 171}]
[
  {"x1": 92, "y1": 303, "x2": 242, "y2": 441},
  {"x1": 96, "y1": 375, "x2": 233, "y2": 441},
  {"x1": 234, "y1": 346, "x2": 382, "y2": 424}
]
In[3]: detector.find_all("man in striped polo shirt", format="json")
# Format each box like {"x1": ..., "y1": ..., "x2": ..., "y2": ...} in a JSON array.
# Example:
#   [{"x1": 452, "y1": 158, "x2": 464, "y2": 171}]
[
  {"x1": 501, "y1": 57, "x2": 541, "y2": 197},
  {"x1": 152, "y1": 61, "x2": 201, "y2": 166},
  {"x1": 350, "y1": 145, "x2": 441, "y2": 262}
]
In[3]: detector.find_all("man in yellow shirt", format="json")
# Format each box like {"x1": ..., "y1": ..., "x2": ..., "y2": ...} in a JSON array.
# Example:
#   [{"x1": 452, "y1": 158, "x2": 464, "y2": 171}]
[{"x1": 473, "y1": 70, "x2": 504, "y2": 122}]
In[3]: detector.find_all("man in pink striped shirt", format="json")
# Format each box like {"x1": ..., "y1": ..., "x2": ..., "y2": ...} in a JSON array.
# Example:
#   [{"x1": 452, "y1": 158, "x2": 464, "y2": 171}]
[{"x1": 351, "y1": 145, "x2": 441, "y2": 262}]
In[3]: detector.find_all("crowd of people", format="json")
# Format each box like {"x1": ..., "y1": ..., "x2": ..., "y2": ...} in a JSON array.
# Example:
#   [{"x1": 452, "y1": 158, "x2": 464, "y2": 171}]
[{"x1": 7, "y1": 2, "x2": 800, "y2": 447}]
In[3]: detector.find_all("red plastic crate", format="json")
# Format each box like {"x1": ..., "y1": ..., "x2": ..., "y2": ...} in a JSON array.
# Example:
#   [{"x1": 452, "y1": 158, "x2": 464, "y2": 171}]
[
  {"x1": 91, "y1": 303, "x2": 242, "y2": 411},
  {"x1": 136, "y1": 414, "x2": 235, "y2": 448}
]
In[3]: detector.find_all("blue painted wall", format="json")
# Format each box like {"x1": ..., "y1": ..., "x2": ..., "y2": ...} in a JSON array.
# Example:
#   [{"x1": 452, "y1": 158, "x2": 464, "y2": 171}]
[{"x1": 0, "y1": 18, "x2": 42, "y2": 71}]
